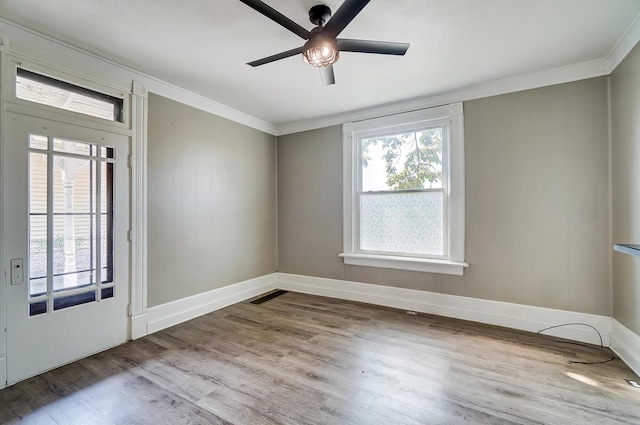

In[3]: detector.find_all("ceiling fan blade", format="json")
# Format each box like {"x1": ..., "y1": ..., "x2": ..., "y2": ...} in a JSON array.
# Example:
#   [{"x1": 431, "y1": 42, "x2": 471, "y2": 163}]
[
  {"x1": 337, "y1": 39, "x2": 410, "y2": 55},
  {"x1": 320, "y1": 65, "x2": 335, "y2": 86},
  {"x1": 238, "y1": 0, "x2": 311, "y2": 39},
  {"x1": 248, "y1": 47, "x2": 305, "y2": 67},
  {"x1": 322, "y1": 0, "x2": 371, "y2": 39}
]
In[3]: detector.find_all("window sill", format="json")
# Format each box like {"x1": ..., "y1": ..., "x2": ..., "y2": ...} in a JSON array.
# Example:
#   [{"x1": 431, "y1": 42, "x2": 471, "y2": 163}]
[{"x1": 339, "y1": 253, "x2": 469, "y2": 276}]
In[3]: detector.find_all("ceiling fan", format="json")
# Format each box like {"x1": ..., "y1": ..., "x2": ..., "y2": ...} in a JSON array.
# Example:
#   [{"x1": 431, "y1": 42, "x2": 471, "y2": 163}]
[{"x1": 238, "y1": 0, "x2": 410, "y2": 86}]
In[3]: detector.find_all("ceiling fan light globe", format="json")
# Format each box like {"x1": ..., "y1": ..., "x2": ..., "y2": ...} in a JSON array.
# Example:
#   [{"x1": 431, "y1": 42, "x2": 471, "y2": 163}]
[
  {"x1": 302, "y1": 38, "x2": 339, "y2": 67},
  {"x1": 303, "y1": 47, "x2": 339, "y2": 67}
]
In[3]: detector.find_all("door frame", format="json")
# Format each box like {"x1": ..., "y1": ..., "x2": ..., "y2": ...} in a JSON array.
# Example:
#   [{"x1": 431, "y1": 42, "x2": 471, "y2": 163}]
[{"x1": 0, "y1": 52, "x2": 149, "y2": 388}]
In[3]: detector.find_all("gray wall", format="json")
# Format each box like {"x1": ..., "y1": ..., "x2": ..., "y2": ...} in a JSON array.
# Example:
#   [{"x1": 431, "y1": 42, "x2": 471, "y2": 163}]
[
  {"x1": 278, "y1": 78, "x2": 611, "y2": 315},
  {"x1": 611, "y1": 43, "x2": 640, "y2": 333},
  {"x1": 148, "y1": 94, "x2": 277, "y2": 307}
]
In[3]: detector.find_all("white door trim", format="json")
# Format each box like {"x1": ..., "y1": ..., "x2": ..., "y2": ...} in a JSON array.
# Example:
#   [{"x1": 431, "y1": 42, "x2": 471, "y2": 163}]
[
  {"x1": 130, "y1": 81, "x2": 148, "y2": 339},
  {"x1": 1, "y1": 50, "x2": 10, "y2": 389}
]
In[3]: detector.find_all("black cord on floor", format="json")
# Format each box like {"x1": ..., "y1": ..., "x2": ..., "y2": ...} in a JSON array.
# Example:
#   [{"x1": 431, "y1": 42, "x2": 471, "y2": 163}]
[{"x1": 536, "y1": 323, "x2": 615, "y2": 365}]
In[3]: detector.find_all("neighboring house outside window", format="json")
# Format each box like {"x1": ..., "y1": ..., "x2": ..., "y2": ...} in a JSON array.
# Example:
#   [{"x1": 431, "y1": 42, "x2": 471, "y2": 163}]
[{"x1": 341, "y1": 103, "x2": 468, "y2": 275}]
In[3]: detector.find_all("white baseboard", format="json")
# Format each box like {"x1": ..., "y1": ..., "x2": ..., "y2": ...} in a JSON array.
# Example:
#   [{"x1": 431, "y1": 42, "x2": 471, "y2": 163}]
[
  {"x1": 145, "y1": 273, "x2": 278, "y2": 335},
  {"x1": 131, "y1": 313, "x2": 148, "y2": 340},
  {"x1": 610, "y1": 319, "x2": 640, "y2": 378},
  {"x1": 276, "y1": 273, "x2": 612, "y2": 346},
  {"x1": 138, "y1": 271, "x2": 615, "y2": 350}
]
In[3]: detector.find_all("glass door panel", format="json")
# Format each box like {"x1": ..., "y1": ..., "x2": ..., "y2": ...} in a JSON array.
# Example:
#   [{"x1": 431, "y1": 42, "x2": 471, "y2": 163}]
[
  {"x1": 28, "y1": 152, "x2": 47, "y2": 297},
  {"x1": 27, "y1": 134, "x2": 117, "y2": 314}
]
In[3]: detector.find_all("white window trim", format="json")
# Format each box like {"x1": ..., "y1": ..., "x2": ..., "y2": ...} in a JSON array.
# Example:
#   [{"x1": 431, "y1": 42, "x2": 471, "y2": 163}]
[
  {"x1": 340, "y1": 103, "x2": 468, "y2": 276},
  {"x1": 6, "y1": 59, "x2": 131, "y2": 132}
]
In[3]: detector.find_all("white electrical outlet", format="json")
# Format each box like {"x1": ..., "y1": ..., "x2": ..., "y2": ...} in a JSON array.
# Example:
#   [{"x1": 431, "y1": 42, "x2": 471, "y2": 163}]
[{"x1": 10, "y1": 258, "x2": 23, "y2": 285}]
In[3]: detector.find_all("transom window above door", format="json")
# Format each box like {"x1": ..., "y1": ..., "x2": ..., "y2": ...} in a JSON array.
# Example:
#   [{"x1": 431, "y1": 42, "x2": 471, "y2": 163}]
[{"x1": 16, "y1": 68, "x2": 124, "y2": 122}]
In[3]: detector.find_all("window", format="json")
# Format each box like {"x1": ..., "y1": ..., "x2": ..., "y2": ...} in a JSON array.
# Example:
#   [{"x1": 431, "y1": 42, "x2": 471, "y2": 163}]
[
  {"x1": 341, "y1": 103, "x2": 468, "y2": 275},
  {"x1": 28, "y1": 134, "x2": 115, "y2": 315},
  {"x1": 16, "y1": 68, "x2": 124, "y2": 122}
]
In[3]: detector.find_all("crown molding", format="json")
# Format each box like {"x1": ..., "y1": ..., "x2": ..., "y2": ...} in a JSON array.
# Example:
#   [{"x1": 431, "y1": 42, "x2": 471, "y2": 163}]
[
  {"x1": 275, "y1": 58, "x2": 610, "y2": 135},
  {"x1": 0, "y1": 19, "x2": 277, "y2": 136},
  {"x1": 2, "y1": 9, "x2": 638, "y2": 139},
  {"x1": 607, "y1": 13, "x2": 640, "y2": 73},
  {"x1": 0, "y1": 32, "x2": 7, "y2": 52},
  {"x1": 275, "y1": 9, "x2": 640, "y2": 136}
]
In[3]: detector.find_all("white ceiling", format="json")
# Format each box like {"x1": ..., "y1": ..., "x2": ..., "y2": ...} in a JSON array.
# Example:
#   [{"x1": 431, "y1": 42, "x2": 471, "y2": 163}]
[{"x1": 0, "y1": 0, "x2": 639, "y2": 128}]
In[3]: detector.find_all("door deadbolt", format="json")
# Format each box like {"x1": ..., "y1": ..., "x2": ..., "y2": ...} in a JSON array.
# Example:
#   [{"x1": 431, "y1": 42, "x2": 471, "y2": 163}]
[{"x1": 11, "y1": 258, "x2": 24, "y2": 285}]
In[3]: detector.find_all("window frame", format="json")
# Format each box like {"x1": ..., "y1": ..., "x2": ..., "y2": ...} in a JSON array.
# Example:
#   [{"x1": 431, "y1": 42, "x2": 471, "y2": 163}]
[
  {"x1": 340, "y1": 103, "x2": 468, "y2": 275},
  {"x1": 16, "y1": 68, "x2": 125, "y2": 123},
  {"x1": 7, "y1": 61, "x2": 130, "y2": 132}
]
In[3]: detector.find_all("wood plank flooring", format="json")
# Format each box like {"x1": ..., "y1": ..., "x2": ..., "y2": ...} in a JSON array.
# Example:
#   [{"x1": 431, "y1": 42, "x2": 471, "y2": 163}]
[{"x1": 1, "y1": 291, "x2": 640, "y2": 424}]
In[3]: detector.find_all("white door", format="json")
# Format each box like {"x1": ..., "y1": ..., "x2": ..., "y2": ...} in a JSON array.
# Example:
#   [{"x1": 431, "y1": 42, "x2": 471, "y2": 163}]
[{"x1": 5, "y1": 112, "x2": 130, "y2": 384}]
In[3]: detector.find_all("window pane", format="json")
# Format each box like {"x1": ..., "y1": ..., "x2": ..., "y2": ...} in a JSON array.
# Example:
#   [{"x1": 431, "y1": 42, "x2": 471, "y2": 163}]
[
  {"x1": 101, "y1": 162, "x2": 114, "y2": 283},
  {"x1": 53, "y1": 156, "x2": 95, "y2": 214},
  {"x1": 53, "y1": 138, "x2": 97, "y2": 156},
  {"x1": 16, "y1": 69, "x2": 123, "y2": 122},
  {"x1": 53, "y1": 291, "x2": 96, "y2": 311},
  {"x1": 100, "y1": 146, "x2": 114, "y2": 159},
  {"x1": 53, "y1": 215, "x2": 96, "y2": 291},
  {"x1": 53, "y1": 271, "x2": 94, "y2": 292},
  {"x1": 101, "y1": 286, "x2": 114, "y2": 300},
  {"x1": 361, "y1": 128, "x2": 443, "y2": 191},
  {"x1": 29, "y1": 216, "x2": 47, "y2": 297},
  {"x1": 101, "y1": 215, "x2": 112, "y2": 283},
  {"x1": 360, "y1": 191, "x2": 444, "y2": 256},
  {"x1": 29, "y1": 301, "x2": 47, "y2": 316},
  {"x1": 101, "y1": 162, "x2": 111, "y2": 214},
  {"x1": 29, "y1": 152, "x2": 48, "y2": 297},
  {"x1": 29, "y1": 278, "x2": 47, "y2": 298},
  {"x1": 52, "y1": 155, "x2": 97, "y2": 292},
  {"x1": 29, "y1": 152, "x2": 48, "y2": 213},
  {"x1": 29, "y1": 134, "x2": 48, "y2": 150}
]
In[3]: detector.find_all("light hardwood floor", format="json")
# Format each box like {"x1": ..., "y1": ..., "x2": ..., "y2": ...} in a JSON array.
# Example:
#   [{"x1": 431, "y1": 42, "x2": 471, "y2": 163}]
[{"x1": 1, "y1": 291, "x2": 639, "y2": 424}]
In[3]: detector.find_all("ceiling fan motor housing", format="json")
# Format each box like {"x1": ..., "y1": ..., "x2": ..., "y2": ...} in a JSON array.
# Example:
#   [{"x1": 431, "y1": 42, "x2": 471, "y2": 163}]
[{"x1": 309, "y1": 5, "x2": 332, "y2": 26}]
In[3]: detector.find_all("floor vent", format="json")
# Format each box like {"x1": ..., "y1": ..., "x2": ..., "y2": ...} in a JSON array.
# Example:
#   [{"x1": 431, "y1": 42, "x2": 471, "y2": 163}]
[{"x1": 250, "y1": 290, "x2": 288, "y2": 305}]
